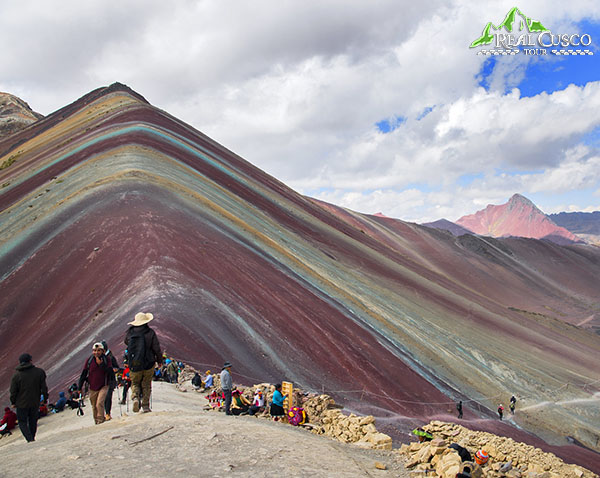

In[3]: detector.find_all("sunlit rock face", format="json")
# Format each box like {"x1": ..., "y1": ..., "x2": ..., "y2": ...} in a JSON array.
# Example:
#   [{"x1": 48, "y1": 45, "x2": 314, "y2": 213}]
[
  {"x1": 456, "y1": 193, "x2": 582, "y2": 244},
  {"x1": 0, "y1": 92, "x2": 43, "y2": 139},
  {"x1": 0, "y1": 84, "x2": 598, "y2": 471}
]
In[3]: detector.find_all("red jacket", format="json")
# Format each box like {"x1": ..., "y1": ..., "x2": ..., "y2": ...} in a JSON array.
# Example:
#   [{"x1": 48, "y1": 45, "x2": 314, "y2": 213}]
[{"x1": 1, "y1": 407, "x2": 17, "y2": 430}]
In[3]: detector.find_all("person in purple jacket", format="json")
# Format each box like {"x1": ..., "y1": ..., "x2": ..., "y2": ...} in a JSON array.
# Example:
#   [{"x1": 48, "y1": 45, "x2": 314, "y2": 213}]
[{"x1": 78, "y1": 342, "x2": 115, "y2": 425}]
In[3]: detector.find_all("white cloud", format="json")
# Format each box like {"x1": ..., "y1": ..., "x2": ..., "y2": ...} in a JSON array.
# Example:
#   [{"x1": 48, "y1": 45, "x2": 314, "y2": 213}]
[{"x1": 0, "y1": 0, "x2": 599, "y2": 222}]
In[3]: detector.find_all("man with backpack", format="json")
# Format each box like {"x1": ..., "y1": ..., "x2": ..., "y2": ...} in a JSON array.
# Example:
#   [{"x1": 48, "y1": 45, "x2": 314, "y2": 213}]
[
  {"x1": 124, "y1": 312, "x2": 162, "y2": 413},
  {"x1": 78, "y1": 342, "x2": 115, "y2": 425}
]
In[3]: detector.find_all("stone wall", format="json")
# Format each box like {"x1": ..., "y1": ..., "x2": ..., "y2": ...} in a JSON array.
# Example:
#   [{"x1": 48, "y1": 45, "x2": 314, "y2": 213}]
[{"x1": 397, "y1": 420, "x2": 597, "y2": 478}]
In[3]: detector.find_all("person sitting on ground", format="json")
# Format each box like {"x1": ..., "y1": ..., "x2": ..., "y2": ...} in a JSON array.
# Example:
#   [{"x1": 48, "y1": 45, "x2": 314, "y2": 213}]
[
  {"x1": 191, "y1": 372, "x2": 203, "y2": 390},
  {"x1": 204, "y1": 370, "x2": 214, "y2": 388},
  {"x1": 66, "y1": 386, "x2": 81, "y2": 409},
  {"x1": 270, "y1": 383, "x2": 287, "y2": 421},
  {"x1": 231, "y1": 389, "x2": 251, "y2": 415},
  {"x1": 449, "y1": 443, "x2": 472, "y2": 462},
  {"x1": 248, "y1": 388, "x2": 265, "y2": 416},
  {"x1": 412, "y1": 427, "x2": 433, "y2": 442},
  {"x1": 474, "y1": 449, "x2": 489, "y2": 466},
  {"x1": 38, "y1": 399, "x2": 49, "y2": 418},
  {"x1": 53, "y1": 391, "x2": 67, "y2": 412},
  {"x1": 0, "y1": 407, "x2": 17, "y2": 437}
]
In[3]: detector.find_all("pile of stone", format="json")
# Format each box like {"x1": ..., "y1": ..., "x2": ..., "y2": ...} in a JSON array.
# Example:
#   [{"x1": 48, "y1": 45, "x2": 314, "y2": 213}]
[
  {"x1": 300, "y1": 393, "x2": 392, "y2": 450},
  {"x1": 177, "y1": 365, "x2": 196, "y2": 384},
  {"x1": 397, "y1": 420, "x2": 597, "y2": 478}
]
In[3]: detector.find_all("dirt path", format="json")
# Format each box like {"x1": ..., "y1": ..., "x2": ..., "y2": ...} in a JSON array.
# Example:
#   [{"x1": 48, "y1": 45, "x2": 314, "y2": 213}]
[{"x1": 0, "y1": 382, "x2": 410, "y2": 477}]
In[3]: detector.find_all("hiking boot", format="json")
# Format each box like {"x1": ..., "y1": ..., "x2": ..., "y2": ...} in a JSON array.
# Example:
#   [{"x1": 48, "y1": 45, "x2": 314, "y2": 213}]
[
  {"x1": 142, "y1": 407, "x2": 151, "y2": 413},
  {"x1": 132, "y1": 399, "x2": 140, "y2": 413},
  {"x1": 105, "y1": 414, "x2": 112, "y2": 421},
  {"x1": 119, "y1": 400, "x2": 126, "y2": 405}
]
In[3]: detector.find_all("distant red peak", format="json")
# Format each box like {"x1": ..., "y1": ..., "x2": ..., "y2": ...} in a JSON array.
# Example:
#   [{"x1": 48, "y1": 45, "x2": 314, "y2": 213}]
[{"x1": 456, "y1": 194, "x2": 582, "y2": 244}]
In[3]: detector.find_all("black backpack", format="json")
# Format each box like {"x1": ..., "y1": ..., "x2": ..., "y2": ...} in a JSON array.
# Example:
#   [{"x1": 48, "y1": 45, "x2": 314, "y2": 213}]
[{"x1": 127, "y1": 328, "x2": 151, "y2": 372}]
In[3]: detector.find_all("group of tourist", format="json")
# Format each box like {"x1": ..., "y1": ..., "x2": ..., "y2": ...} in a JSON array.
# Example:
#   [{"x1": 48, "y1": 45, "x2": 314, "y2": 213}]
[
  {"x1": 216, "y1": 362, "x2": 285, "y2": 419},
  {"x1": 6, "y1": 311, "x2": 161, "y2": 441},
  {"x1": 5, "y1": 310, "x2": 291, "y2": 443},
  {"x1": 455, "y1": 395, "x2": 517, "y2": 421},
  {"x1": 7, "y1": 309, "x2": 513, "y2": 448}
]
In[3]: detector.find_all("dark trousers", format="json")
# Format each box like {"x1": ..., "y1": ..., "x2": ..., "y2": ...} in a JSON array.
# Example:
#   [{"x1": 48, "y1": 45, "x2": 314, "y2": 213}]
[
  {"x1": 122, "y1": 382, "x2": 130, "y2": 402},
  {"x1": 16, "y1": 407, "x2": 38, "y2": 442},
  {"x1": 248, "y1": 405, "x2": 263, "y2": 416},
  {"x1": 104, "y1": 384, "x2": 115, "y2": 415},
  {"x1": 223, "y1": 389, "x2": 232, "y2": 415}
]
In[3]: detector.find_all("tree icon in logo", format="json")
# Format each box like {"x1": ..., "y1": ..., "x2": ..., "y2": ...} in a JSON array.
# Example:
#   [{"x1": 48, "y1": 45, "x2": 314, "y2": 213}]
[{"x1": 470, "y1": 7, "x2": 548, "y2": 47}]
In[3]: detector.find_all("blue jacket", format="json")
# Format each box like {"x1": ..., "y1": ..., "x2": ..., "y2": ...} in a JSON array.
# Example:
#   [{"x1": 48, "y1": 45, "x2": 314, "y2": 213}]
[
  {"x1": 272, "y1": 389, "x2": 286, "y2": 407},
  {"x1": 55, "y1": 391, "x2": 67, "y2": 411}
]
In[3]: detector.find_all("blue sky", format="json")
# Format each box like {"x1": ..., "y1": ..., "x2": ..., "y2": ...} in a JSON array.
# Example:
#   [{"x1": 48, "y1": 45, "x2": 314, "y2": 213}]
[
  {"x1": 478, "y1": 20, "x2": 600, "y2": 98},
  {"x1": 1, "y1": 1, "x2": 599, "y2": 222}
]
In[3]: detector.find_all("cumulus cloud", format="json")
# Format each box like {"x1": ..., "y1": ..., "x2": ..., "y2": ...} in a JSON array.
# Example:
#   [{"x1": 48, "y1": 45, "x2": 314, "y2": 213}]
[{"x1": 0, "y1": 0, "x2": 599, "y2": 222}]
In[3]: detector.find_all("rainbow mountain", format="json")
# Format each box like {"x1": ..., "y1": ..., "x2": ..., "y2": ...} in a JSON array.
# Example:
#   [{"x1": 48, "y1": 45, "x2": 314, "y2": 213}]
[{"x1": 0, "y1": 83, "x2": 598, "y2": 471}]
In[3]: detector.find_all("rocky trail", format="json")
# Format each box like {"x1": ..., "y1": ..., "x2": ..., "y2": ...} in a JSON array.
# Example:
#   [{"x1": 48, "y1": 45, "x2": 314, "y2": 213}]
[{"x1": 0, "y1": 382, "x2": 409, "y2": 478}]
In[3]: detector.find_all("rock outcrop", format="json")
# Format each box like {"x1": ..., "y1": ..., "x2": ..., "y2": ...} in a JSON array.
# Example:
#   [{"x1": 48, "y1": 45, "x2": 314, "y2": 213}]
[
  {"x1": 397, "y1": 421, "x2": 597, "y2": 478},
  {"x1": 0, "y1": 92, "x2": 43, "y2": 140}
]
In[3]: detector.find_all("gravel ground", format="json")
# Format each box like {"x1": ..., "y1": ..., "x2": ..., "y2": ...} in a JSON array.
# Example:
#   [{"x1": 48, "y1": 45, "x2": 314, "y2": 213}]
[{"x1": 0, "y1": 381, "x2": 411, "y2": 478}]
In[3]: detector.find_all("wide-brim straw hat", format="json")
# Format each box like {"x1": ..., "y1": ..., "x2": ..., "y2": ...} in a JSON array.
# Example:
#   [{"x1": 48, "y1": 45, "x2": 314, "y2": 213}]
[{"x1": 128, "y1": 312, "x2": 154, "y2": 326}]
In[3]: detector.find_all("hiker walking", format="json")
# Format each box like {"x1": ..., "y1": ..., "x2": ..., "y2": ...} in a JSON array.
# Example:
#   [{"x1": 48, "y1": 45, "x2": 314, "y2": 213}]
[
  {"x1": 9, "y1": 353, "x2": 49, "y2": 442},
  {"x1": 78, "y1": 342, "x2": 115, "y2": 425},
  {"x1": 509, "y1": 395, "x2": 516, "y2": 414},
  {"x1": 220, "y1": 362, "x2": 233, "y2": 415},
  {"x1": 497, "y1": 404, "x2": 504, "y2": 420},
  {"x1": 124, "y1": 312, "x2": 162, "y2": 413},
  {"x1": 120, "y1": 364, "x2": 131, "y2": 404},
  {"x1": 101, "y1": 340, "x2": 119, "y2": 420},
  {"x1": 456, "y1": 400, "x2": 463, "y2": 419}
]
